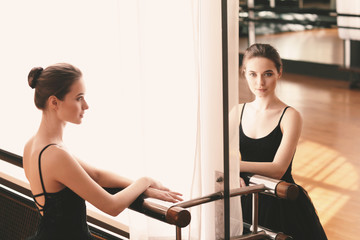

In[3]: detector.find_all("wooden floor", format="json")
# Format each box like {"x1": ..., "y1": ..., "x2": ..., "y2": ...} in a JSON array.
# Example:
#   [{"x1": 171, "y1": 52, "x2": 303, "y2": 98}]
[{"x1": 278, "y1": 73, "x2": 360, "y2": 240}]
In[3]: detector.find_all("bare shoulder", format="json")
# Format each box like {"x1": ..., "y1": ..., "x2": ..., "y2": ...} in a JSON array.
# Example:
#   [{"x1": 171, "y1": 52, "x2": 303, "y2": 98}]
[
  {"x1": 23, "y1": 137, "x2": 34, "y2": 158},
  {"x1": 285, "y1": 107, "x2": 302, "y2": 121},
  {"x1": 41, "y1": 145, "x2": 78, "y2": 170},
  {"x1": 282, "y1": 106, "x2": 303, "y2": 131},
  {"x1": 236, "y1": 103, "x2": 246, "y2": 116},
  {"x1": 23, "y1": 139, "x2": 34, "y2": 178}
]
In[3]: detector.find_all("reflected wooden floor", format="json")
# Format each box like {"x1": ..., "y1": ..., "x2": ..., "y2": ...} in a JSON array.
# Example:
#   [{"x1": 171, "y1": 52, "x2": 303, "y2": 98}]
[{"x1": 278, "y1": 73, "x2": 360, "y2": 240}]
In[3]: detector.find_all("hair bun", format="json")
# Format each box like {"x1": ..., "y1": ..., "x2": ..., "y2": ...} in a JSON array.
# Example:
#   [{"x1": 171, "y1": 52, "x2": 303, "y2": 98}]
[{"x1": 28, "y1": 67, "x2": 43, "y2": 89}]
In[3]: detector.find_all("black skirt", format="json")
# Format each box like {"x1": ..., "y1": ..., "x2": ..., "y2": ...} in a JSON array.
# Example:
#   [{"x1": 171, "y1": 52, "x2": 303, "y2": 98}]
[{"x1": 241, "y1": 185, "x2": 328, "y2": 240}]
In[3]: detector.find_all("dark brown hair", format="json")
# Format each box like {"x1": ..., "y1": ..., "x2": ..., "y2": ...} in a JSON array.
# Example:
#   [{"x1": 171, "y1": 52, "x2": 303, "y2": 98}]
[
  {"x1": 242, "y1": 43, "x2": 282, "y2": 73},
  {"x1": 28, "y1": 63, "x2": 82, "y2": 109}
]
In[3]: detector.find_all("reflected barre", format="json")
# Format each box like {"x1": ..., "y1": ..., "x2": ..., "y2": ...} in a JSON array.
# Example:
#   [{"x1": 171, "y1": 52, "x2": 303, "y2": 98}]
[
  {"x1": 172, "y1": 185, "x2": 294, "y2": 240},
  {"x1": 174, "y1": 184, "x2": 266, "y2": 209},
  {"x1": 242, "y1": 222, "x2": 293, "y2": 240},
  {"x1": 241, "y1": 172, "x2": 299, "y2": 200},
  {"x1": 174, "y1": 173, "x2": 299, "y2": 210},
  {"x1": 172, "y1": 173, "x2": 297, "y2": 240}
]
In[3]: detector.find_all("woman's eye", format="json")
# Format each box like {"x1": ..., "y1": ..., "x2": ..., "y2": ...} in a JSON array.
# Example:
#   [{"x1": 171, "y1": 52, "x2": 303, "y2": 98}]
[
  {"x1": 249, "y1": 73, "x2": 256, "y2": 77},
  {"x1": 264, "y1": 73, "x2": 273, "y2": 77}
]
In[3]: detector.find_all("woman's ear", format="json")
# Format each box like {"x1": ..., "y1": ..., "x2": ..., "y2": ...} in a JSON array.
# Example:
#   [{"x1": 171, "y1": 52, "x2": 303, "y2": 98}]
[
  {"x1": 48, "y1": 95, "x2": 59, "y2": 110},
  {"x1": 278, "y1": 67, "x2": 283, "y2": 79}
]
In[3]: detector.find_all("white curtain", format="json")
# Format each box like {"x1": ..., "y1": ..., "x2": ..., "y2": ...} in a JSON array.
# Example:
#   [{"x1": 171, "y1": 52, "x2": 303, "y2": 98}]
[
  {"x1": 0, "y1": 0, "x2": 253, "y2": 239},
  {"x1": 194, "y1": 1, "x2": 245, "y2": 239},
  {"x1": 115, "y1": 1, "x2": 199, "y2": 239}
]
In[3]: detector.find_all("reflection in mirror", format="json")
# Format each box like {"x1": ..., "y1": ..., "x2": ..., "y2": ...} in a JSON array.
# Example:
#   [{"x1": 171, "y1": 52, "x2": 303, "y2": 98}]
[
  {"x1": 302, "y1": 0, "x2": 336, "y2": 10},
  {"x1": 240, "y1": 0, "x2": 336, "y2": 10},
  {"x1": 239, "y1": 0, "x2": 341, "y2": 65}
]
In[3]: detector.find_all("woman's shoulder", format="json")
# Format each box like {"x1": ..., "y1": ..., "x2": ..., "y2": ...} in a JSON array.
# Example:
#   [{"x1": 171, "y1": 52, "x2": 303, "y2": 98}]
[
  {"x1": 23, "y1": 137, "x2": 38, "y2": 163},
  {"x1": 284, "y1": 106, "x2": 302, "y2": 121},
  {"x1": 36, "y1": 144, "x2": 80, "y2": 176},
  {"x1": 274, "y1": 99, "x2": 301, "y2": 120},
  {"x1": 281, "y1": 106, "x2": 303, "y2": 132},
  {"x1": 23, "y1": 138, "x2": 33, "y2": 156},
  {"x1": 40, "y1": 144, "x2": 73, "y2": 162},
  {"x1": 26, "y1": 142, "x2": 74, "y2": 166}
]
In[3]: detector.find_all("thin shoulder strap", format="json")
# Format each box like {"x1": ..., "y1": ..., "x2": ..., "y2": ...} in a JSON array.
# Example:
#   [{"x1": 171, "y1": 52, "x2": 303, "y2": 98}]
[
  {"x1": 240, "y1": 103, "x2": 246, "y2": 122},
  {"x1": 38, "y1": 144, "x2": 57, "y2": 194},
  {"x1": 278, "y1": 106, "x2": 291, "y2": 125}
]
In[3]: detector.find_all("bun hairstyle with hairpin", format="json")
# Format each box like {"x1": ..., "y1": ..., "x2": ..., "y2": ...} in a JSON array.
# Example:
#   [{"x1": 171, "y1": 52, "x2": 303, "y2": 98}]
[
  {"x1": 27, "y1": 63, "x2": 82, "y2": 110},
  {"x1": 28, "y1": 67, "x2": 44, "y2": 89}
]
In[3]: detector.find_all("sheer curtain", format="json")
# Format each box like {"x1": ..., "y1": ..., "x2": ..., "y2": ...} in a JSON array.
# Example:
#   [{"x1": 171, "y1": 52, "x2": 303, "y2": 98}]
[
  {"x1": 194, "y1": 1, "x2": 246, "y2": 239},
  {"x1": 115, "y1": 1, "x2": 199, "y2": 239},
  {"x1": 0, "y1": 0, "x2": 252, "y2": 239}
]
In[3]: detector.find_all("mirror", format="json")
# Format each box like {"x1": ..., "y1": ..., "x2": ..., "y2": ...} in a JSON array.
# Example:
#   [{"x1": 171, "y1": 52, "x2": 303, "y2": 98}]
[
  {"x1": 302, "y1": 0, "x2": 336, "y2": 10},
  {"x1": 239, "y1": 0, "x2": 342, "y2": 65}
]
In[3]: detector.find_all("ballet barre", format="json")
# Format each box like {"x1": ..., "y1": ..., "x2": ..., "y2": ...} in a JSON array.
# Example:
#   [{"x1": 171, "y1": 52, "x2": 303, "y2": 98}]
[
  {"x1": 1, "y1": 147, "x2": 296, "y2": 239},
  {"x1": 173, "y1": 173, "x2": 299, "y2": 211},
  {"x1": 241, "y1": 172, "x2": 299, "y2": 200},
  {"x1": 170, "y1": 174, "x2": 298, "y2": 239},
  {"x1": 104, "y1": 187, "x2": 191, "y2": 228},
  {"x1": 241, "y1": 223, "x2": 293, "y2": 240}
]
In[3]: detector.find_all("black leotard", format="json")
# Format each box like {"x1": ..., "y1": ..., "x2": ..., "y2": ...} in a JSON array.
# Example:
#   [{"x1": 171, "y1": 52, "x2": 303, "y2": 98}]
[
  {"x1": 27, "y1": 144, "x2": 94, "y2": 240},
  {"x1": 240, "y1": 104, "x2": 327, "y2": 240}
]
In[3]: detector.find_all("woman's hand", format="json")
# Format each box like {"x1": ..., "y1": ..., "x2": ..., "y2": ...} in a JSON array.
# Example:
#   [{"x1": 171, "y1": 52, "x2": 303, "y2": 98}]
[
  {"x1": 147, "y1": 178, "x2": 171, "y2": 191},
  {"x1": 144, "y1": 187, "x2": 183, "y2": 203},
  {"x1": 240, "y1": 177, "x2": 246, "y2": 188},
  {"x1": 141, "y1": 177, "x2": 183, "y2": 202}
]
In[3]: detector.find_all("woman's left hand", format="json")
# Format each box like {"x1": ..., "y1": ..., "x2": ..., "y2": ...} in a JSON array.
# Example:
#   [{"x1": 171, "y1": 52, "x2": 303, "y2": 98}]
[{"x1": 240, "y1": 177, "x2": 246, "y2": 187}]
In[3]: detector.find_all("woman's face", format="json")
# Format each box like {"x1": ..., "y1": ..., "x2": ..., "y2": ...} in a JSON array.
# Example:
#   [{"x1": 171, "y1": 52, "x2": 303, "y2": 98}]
[
  {"x1": 57, "y1": 78, "x2": 89, "y2": 124},
  {"x1": 244, "y1": 57, "x2": 281, "y2": 98}
]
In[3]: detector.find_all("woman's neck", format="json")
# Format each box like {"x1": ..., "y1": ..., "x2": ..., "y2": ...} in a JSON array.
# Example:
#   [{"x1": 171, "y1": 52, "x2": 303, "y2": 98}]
[
  {"x1": 36, "y1": 111, "x2": 65, "y2": 144},
  {"x1": 252, "y1": 95, "x2": 281, "y2": 111}
]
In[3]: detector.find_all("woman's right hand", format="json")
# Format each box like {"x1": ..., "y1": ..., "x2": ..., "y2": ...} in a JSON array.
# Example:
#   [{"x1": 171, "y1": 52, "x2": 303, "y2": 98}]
[
  {"x1": 143, "y1": 177, "x2": 183, "y2": 203},
  {"x1": 146, "y1": 177, "x2": 171, "y2": 191},
  {"x1": 144, "y1": 187, "x2": 183, "y2": 203}
]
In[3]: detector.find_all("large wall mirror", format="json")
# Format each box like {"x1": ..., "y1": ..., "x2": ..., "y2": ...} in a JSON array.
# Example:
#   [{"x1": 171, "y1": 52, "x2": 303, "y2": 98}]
[{"x1": 239, "y1": 0, "x2": 342, "y2": 66}]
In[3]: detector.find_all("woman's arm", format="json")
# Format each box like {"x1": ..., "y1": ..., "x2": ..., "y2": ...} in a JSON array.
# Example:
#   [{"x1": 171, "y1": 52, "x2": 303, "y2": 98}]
[
  {"x1": 76, "y1": 159, "x2": 133, "y2": 188},
  {"x1": 240, "y1": 108, "x2": 302, "y2": 179},
  {"x1": 76, "y1": 158, "x2": 183, "y2": 202},
  {"x1": 47, "y1": 148, "x2": 180, "y2": 217}
]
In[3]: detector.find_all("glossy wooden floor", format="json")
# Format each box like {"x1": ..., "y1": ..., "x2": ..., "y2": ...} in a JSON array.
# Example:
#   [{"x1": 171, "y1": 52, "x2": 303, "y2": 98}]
[{"x1": 278, "y1": 73, "x2": 360, "y2": 240}]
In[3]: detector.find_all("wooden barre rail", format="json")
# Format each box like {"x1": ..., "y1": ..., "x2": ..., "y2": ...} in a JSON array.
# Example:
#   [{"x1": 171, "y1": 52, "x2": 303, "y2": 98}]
[
  {"x1": 0, "y1": 148, "x2": 191, "y2": 234},
  {"x1": 105, "y1": 187, "x2": 191, "y2": 228},
  {"x1": 174, "y1": 184, "x2": 265, "y2": 209},
  {"x1": 1, "y1": 148, "x2": 297, "y2": 240},
  {"x1": 242, "y1": 223, "x2": 293, "y2": 240},
  {"x1": 170, "y1": 174, "x2": 296, "y2": 240},
  {"x1": 174, "y1": 174, "x2": 299, "y2": 210},
  {"x1": 172, "y1": 184, "x2": 295, "y2": 240},
  {"x1": 241, "y1": 173, "x2": 299, "y2": 200},
  {"x1": 232, "y1": 231, "x2": 292, "y2": 240},
  {"x1": 0, "y1": 148, "x2": 22, "y2": 167}
]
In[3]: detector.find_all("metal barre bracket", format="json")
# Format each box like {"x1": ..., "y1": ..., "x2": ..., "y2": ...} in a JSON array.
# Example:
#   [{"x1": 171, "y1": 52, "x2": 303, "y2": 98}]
[{"x1": 242, "y1": 173, "x2": 299, "y2": 200}]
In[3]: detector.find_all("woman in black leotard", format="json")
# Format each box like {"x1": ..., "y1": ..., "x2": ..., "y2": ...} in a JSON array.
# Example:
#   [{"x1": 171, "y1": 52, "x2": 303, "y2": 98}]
[
  {"x1": 23, "y1": 63, "x2": 183, "y2": 240},
  {"x1": 239, "y1": 44, "x2": 327, "y2": 240}
]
